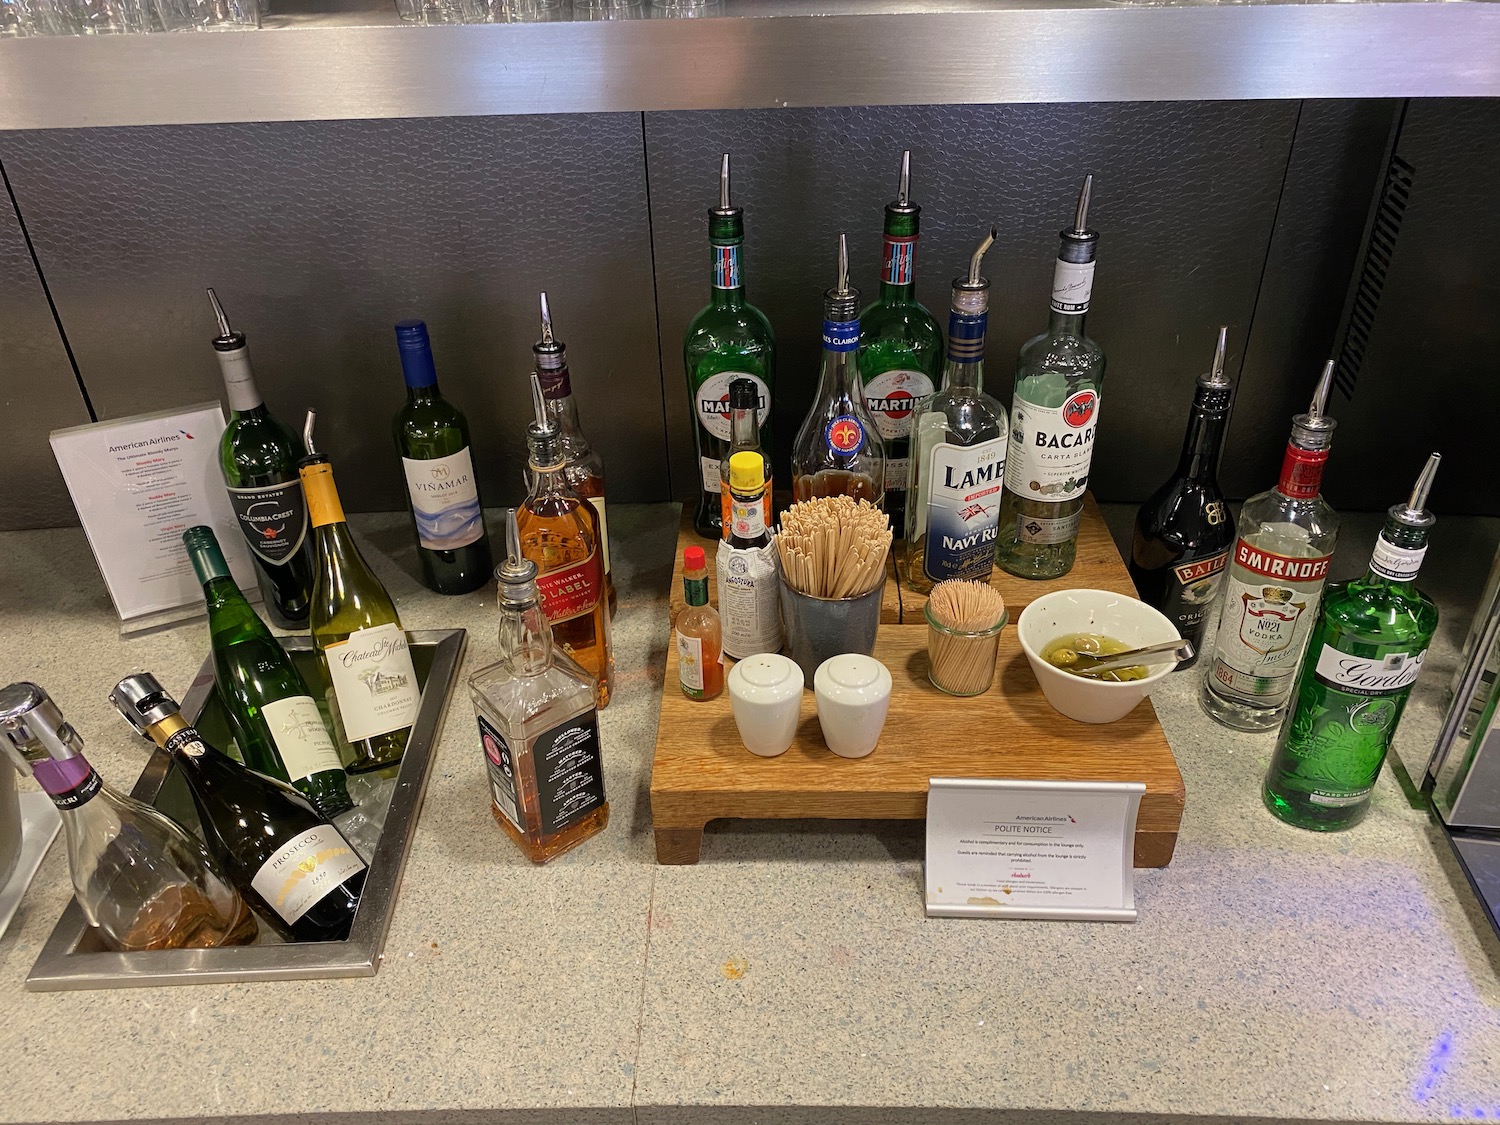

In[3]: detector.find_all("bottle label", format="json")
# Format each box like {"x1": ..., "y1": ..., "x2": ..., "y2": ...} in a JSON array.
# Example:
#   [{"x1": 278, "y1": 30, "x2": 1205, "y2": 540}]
[
  {"x1": 1005, "y1": 389, "x2": 1100, "y2": 503},
  {"x1": 712, "y1": 242, "x2": 741, "y2": 289},
  {"x1": 260, "y1": 695, "x2": 344, "y2": 783},
  {"x1": 164, "y1": 727, "x2": 210, "y2": 758},
  {"x1": 478, "y1": 714, "x2": 524, "y2": 832},
  {"x1": 585, "y1": 495, "x2": 611, "y2": 574},
  {"x1": 1208, "y1": 544, "x2": 1332, "y2": 704},
  {"x1": 533, "y1": 711, "x2": 606, "y2": 837},
  {"x1": 883, "y1": 234, "x2": 916, "y2": 286},
  {"x1": 250, "y1": 824, "x2": 365, "y2": 926},
  {"x1": 677, "y1": 632, "x2": 706, "y2": 692},
  {"x1": 219, "y1": 352, "x2": 264, "y2": 413},
  {"x1": 946, "y1": 310, "x2": 987, "y2": 362},
  {"x1": 696, "y1": 371, "x2": 770, "y2": 443},
  {"x1": 728, "y1": 486, "x2": 769, "y2": 541},
  {"x1": 717, "y1": 539, "x2": 784, "y2": 658},
  {"x1": 1050, "y1": 258, "x2": 1095, "y2": 315},
  {"x1": 701, "y1": 456, "x2": 723, "y2": 494},
  {"x1": 1370, "y1": 535, "x2": 1426, "y2": 582},
  {"x1": 1012, "y1": 509, "x2": 1082, "y2": 546},
  {"x1": 1313, "y1": 645, "x2": 1427, "y2": 696},
  {"x1": 921, "y1": 437, "x2": 1006, "y2": 583},
  {"x1": 226, "y1": 480, "x2": 308, "y2": 566},
  {"x1": 822, "y1": 319, "x2": 860, "y2": 352},
  {"x1": 884, "y1": 458, "x2": 910, "y2": 493},
  {"x1": 1308, "y1": 786, "x2": 1375, "y2": 808},
  {"x1": 536, "y1": 549, "x2": 603, "y2": 626},
  {"x1": 863, "y1": 368, "x2": 935, "y2": 443},
  {"x1": 300, "y1": 461, "x2": 346, "y2": 528},
  {"x1": 45, "y1": 768, "x2": 102, "y2": 811},
  {"x1": 401, "y1": 448, "x2": 483, "y2": 551},
  {"x1": 1277, "y1": 444, "x2": 1329, "y2": 501},
  {"x1": 1233, "y1": 541, "x2": 1332, "y2": 583},
  {"x1": 825, "y1": 414, "x2": 868, "y2": 457},
  {"x1": 1159, "y1": 548, "x2": 1231, "y2": 643},
  {"x1": 323, "y1": 623, "x2": 421, "y2": 743}
]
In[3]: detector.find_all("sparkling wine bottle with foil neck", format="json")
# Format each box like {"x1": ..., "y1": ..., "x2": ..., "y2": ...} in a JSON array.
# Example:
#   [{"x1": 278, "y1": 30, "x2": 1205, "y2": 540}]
[
  {"x1": 111, "y1": 673, "x2": 366, "y2": 943},
  {"x1": 1263, "y1": 454, "x2": 1441, "y2": 830},
  {"x1": 0, "y1": 682, "x2": 257, "y2": 951}
]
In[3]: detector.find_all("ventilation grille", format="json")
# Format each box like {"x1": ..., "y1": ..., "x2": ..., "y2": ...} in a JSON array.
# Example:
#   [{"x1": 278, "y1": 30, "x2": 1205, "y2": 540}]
[{"x1": 1335, "y1": 153, "x2": 1414, "y2": 400}]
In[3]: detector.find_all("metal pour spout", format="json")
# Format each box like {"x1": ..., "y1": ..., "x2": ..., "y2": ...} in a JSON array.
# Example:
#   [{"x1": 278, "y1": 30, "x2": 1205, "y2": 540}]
[
  {"x1": 1071, "y1": 174, "x2": 1094, "y2": 236},
  {"x1": 538, "y1": 292, "x2": 554, "y2": 345},
  {"x1": 967, "y1": 227, "x2": 997, "y2": 286},
  {"x1": 897, "y1": 150, "x2": 910, "y2": 207},
  {"x1": 529, "y1": 373, "x2": 550, "y2": 430},
  {"x1": 1404, "y1": 452, "x2": 1442, "y2": 517},
  {"x1": 302, "y1": 409, "x2": 319, "y2": 457},
  {"x1": 1309, "y1": 359, "x2": 1336, "y2": 419},
  {"x1": 834, "y1": 231, "x2": 851, "y2": 297},
  {"x1": 207, "y1": 288, "x2": 234, "y2": 339},
  {"x1": 1206, "y1": 325, "x2": 1230, "y2": 388},
  {"x1": 720, "y1": 153, "x2": 730, "y2": 210}
]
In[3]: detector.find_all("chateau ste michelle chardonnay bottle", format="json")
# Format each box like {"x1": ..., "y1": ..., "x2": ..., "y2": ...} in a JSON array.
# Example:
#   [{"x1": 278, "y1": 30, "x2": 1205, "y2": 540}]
[
  {"x1": 110, "y1": 673, "x2": 366, "y2": 943},
  {"x1": 300, "y1": 411, "x2": 420, "y2": 772},
  {"x1": 208, "y1": 289, "x2": 315, "y2": 629},
  {"x1": 184, "y1": 524, "x2": 355, "y2": 819}
]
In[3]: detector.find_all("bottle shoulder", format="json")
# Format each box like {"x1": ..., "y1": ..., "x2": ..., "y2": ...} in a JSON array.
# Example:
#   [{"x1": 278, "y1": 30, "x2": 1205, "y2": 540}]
[
  {"x1": 1016, "y1": 331, "x2": 1106, "y2": 384},
  {"x1": 1238, "y1": 490, "x2": 1340, "y2": 546},
  {"x1": 686, "y1": 302, "x2": 776, "y2": 349},
  {"x1": 394, "y1": 396, "x2": 469, "y2": 447},
  {"x1": 1321, "y1": 579, "x2": 1440, "y2": 643},
  {"x1": 221, "y1": 414, "x2": 299, "y2": 480},
  {"x1": 471, "y1": 661, "x2": 595, "y2": 735}
]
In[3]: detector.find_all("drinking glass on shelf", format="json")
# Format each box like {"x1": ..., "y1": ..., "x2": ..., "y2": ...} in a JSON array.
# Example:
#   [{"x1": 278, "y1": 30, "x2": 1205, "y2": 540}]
[
  {"x1": 574, "y1": 0, "x2": 641, "y2": 17},
  {"x1": 157, "y1": 0, "x2": 259, "y2": 29},
  {"x1": 487, "y1": 0, "x2": 565, "y2": 19},
  {"x1": 650, "y1": 0, "x2": 718, "y2": 15}
]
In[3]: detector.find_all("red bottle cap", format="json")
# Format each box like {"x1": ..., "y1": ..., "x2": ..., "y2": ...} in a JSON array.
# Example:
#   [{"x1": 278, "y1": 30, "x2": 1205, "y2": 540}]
[{"x1": 684, "y1": 546, "x2": 706, "y2": 569}]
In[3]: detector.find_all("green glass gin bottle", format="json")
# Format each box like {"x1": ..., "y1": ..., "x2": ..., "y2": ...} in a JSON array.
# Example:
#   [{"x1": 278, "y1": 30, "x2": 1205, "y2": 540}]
[
  {"x1": 995, "y1": 176, "x2": 1106, "y2": 580},
  {"x1": 1263, "y1": 454, "x2": 1442, "y2": 831},
  {"x1": 858, "y1": 151, "x2": 943, "y2": 539},
  {"x1": 683, "y1": 154, "x2": 776, "y2": 539}
]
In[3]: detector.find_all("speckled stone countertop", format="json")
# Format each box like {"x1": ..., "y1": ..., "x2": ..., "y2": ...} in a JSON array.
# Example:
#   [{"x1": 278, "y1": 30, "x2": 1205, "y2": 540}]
[{"x1": 1, "y1": 503, "x2": 1498, "y2": 1125}]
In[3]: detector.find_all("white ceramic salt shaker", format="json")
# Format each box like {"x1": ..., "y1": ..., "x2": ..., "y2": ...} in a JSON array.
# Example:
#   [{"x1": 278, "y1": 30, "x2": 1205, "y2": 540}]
[
  {"x1": 727, "y1": 653, "x2": 804, "y2": 758},
  {"x1": 813, "y1": 654, "x2": 892, "y2": 759}
]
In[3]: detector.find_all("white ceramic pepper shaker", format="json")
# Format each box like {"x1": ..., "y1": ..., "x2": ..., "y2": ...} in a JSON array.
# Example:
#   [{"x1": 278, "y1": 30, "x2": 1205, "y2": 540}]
[
  {"x1": 813, "y1": 654, "x2": 892, "y2": 759},
  {"x1": 727, "y1": 653, "x2": 804, "y2": 757}
]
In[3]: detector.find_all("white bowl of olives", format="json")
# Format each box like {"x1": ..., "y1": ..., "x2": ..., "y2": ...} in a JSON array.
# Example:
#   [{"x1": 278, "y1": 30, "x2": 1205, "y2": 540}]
[{"x1": 1017, "y1": 589, "x2": 1183, "y2": 724}]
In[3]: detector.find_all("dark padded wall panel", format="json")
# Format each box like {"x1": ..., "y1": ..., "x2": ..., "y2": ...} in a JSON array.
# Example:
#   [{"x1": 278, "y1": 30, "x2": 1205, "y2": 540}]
[
  {"x1": 0, "y1": 163, "x2": 92, "y2": 530},
  {"x1": 645, "y1": 103, "x2": 1300, "y2": 504},
  {"x1": 1, "y1": 115, "x2": 665, "y2": 515}
]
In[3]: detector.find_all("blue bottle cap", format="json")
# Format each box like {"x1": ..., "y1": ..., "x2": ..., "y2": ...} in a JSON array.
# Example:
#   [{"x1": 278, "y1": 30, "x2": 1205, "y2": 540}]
[{"x1": 394, "y1": 319, "x2": 438, "y2": 388}]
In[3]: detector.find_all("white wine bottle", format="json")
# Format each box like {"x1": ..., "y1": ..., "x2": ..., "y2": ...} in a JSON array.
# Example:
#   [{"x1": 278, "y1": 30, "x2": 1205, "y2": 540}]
[{"x1": 299, "y1": 411, "x2": 421, "y2": 773}]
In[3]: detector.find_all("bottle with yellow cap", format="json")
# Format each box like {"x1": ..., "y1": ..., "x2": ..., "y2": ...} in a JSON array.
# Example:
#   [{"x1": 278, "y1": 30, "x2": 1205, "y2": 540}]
[
  {"x1": 719, "y1": 377, "x2": 772, "y2": 542},
  {"x1": 716, "y1": 408, "x2": 782, "y2": 658},
  {"x1": 299, "y1": 410, "x2": 420, "y2": 773}
]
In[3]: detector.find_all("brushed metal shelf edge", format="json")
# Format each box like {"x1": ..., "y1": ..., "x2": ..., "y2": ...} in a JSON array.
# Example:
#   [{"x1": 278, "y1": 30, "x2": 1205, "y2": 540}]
[{"x1": 2, "y1": 4, "x2": 1500, "y2": 130}]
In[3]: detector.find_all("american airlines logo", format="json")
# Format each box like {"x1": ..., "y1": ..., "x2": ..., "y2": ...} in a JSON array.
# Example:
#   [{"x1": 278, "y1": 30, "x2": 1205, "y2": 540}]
[{"x1": 1235, "y1": 542, "x2": 1331, "y2": 582}]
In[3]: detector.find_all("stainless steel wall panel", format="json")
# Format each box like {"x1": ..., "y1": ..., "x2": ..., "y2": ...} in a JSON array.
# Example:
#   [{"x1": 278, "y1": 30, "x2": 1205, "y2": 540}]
[
  {"x1": 645, "y1": 103, "x2": 1297, "y2": 504},
  {"x1": 1, "y1": 115, "x2": 666, "y2": 516},
  {"x1": 0, "y1": 164, "x2": 91, "y2": 530}
]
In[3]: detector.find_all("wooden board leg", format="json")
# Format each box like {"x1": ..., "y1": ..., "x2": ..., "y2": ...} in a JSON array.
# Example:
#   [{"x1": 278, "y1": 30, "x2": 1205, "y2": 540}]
[{"x1": 655, "y1": 826, "x2": 705, "y2": 865}]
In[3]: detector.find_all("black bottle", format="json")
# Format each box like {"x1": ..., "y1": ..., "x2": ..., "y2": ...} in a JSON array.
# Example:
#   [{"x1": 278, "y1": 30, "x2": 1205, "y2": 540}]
[{"x1": 1128, "y1": 327, "x2": 1236, "y2": 668}]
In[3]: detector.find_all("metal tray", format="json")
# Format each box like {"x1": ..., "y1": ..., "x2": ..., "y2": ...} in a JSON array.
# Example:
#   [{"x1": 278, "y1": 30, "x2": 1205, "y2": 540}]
[{"x1": 24, "y1": 628, "x2": 467, "y2": 991}]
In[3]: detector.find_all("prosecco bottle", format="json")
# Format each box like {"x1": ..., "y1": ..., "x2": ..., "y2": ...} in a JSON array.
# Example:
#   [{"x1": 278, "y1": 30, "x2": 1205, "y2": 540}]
[
  {"x1": 184, "y1": 524, "x2": 354, "y2": 819},
  {"x1": 1127, "y1": 327, "x2": 1235, "y2": 668},
  {"x1": 208, "y1": 289, "x2": 314, "y2": 629},
  {"x1": 110, "y1": 673, "x2": 366, "y2": 943},
  {"x1": 393, "y1": 319, "x2": 492, "y2": 595}
]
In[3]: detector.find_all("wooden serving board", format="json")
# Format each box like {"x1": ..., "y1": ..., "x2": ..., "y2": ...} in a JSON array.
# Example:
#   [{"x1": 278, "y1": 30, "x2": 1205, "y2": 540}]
[{"x1": 651, "y1": 495, "x2": 1186, "y2": 867}]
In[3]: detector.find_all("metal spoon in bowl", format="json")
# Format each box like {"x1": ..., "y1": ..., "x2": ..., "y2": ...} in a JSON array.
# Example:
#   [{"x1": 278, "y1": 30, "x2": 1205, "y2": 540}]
[{"x1": 1048, "y1": 638, "x2": 1196, "y2": 678}]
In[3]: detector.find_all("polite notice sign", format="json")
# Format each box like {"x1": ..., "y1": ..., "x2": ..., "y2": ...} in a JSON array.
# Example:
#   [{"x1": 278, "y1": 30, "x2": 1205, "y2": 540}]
[
  {"x1": 51, "y1": 403, "x2": 256, "y2": 628},
  {"x1": 925, "y1": 778, "x2": 1144, "y2": 922}
]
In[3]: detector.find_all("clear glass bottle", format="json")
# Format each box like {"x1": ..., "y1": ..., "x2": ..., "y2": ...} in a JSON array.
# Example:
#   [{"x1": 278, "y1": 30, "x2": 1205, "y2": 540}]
[
  {"x1": 995, "y1": 175, "x2": 1106, "y2": 580},
  {"x1": 0, "y1": 682, "x2": 258, "y2": 951},
  {"x1": 517, "y1": 376, "x2": 614, "y2": 709},
  {"x1": 1264, "y1": 454, "x2": 1441, "y2": 830},
  {"x1": 470, "y1": 509, "x2": 609, "y2": 864},
  {"x1": 534, "y1": 292, "x2": 616, "y2": 615},
  {"x1": 676, "y1": 546, "x2": 724, "y2": 701},
  {"x1": 903, "y1": 229, "x2": 1008, "y2": 592},
  {"x1": 1202, "y1": 361, "x2": 1341, "y2": 731},
  {"x1": 858, "y1": 151, "x2": 944, "y2": 539},
  {"x1": 791, "y1": 232, "x2": 886, "y2": 505},
  {"x1": 718, "y1": 377, "x2": 772, "y2": 540}
]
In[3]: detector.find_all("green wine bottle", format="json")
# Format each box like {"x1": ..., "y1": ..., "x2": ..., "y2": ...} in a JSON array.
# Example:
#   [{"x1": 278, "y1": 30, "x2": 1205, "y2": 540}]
[
  {"x1": 110, "y1": 673, "x2": 366, "y2": 943},
  {"x1": 299, "y1": 411, "x2": 420, "y2": 773},
  {"x1": 1263, "y1": 453, "x2": 1442, "y2": 831},
  {"x1": 208, "y1": 289, "x2": 315, "y2": 629},
  {"x1": 393, "y1": 320, "x2": 492, "y2": 596},
  {"x1": 183, "y1": 525, "x2": 354, "y2": 820}
]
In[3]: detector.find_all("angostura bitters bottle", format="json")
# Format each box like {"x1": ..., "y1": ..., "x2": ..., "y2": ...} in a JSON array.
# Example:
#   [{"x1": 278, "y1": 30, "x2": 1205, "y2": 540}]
[
  {"x1": 534, "y1": 292, "x2": 616, "y2": 615},
  {"x1": 791, "y1": 232, "x2": 886, "y2": 505},
  {"x1": 0, "y1": 682, "x2": 257, "y2": 951},
  {"x1": 995, "y1": 175, "x2": 1106, "y2": 580},
  {"x1": 111, "y1": 673, "x2": 366, "y2": 943},
  {"x1": 469, "y1": 509, "x2": 609, "y2": 864},
  {"x1": 208, "y1": 289, "x2": 315, "y2": 629},
  {"x1": 1128, "y1": 327, "x2": 1236, "y2": 668},
  {"x1": 684, "y1": 154, "x2": 776, "y2": 539},
  {"x1": 517, "y1": 375, "x2": 614, "y2": 709},
  {"x1": 1264, "y1": 454, "x2": 1441, "y2": 830},
  {"x1": 858, "y1": 151, "x2": 944, "y2": 539}
]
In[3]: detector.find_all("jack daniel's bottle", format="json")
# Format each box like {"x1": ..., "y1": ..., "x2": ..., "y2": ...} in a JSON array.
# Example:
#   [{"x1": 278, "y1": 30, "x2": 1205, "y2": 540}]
[{"x1": 1128, "y1": 328, "x2": 1235, "y2": 668}]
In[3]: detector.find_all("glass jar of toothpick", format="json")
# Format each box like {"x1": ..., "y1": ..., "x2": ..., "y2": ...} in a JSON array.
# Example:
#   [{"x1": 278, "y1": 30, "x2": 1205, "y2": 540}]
[{"x1": 924, "y1": 580, "x2": 1008, "y2": 696}]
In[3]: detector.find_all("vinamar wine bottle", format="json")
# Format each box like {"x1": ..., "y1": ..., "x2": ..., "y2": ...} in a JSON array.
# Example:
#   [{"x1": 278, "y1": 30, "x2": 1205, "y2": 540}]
[
  {"x1": 0, "y1": 682, "x2": 258, "y2": 952},
  {"x1": 1128, "y1": 327, "x2": 1236, "y2": 668},
  {"x1": 1263, "y1": 454, "x2": 1442, "y2": 831},
  {"x1": 393, "y1": 319, "x2": 492, "y2": 596},
  {"x1": 684, "y1": 154, "x2": 776, "y2": 539},
  {"x1": 301, "y1": 411, "x2": 421, "y2": 772},
  {"x1": 111, "y1": 673, "x2": 366, "y2": 943},
  {"x1": 208, "y1": 289, "x2": 315, "y2": 629},
  {"x1": 184, "y1": 524, "x2": 354, "y2": 819}
]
